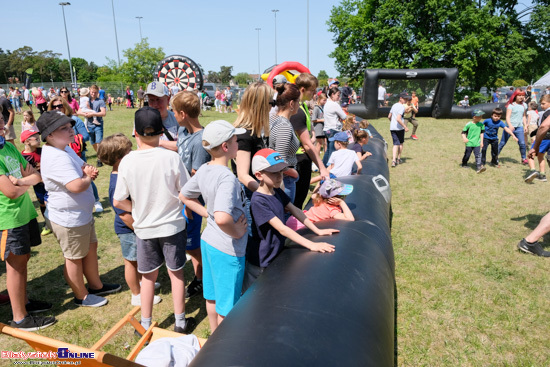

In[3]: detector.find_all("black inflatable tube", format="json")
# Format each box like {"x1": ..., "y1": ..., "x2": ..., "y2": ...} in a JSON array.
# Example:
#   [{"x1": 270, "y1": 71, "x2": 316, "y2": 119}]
[{"x1": 189, "y1": 126, "x2": 395, "y2": 367}]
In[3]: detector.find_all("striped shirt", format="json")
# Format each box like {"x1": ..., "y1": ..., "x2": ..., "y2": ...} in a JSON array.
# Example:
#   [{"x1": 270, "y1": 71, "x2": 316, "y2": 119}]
[{"x1": 269, "y1": 115, "x2": 300, "y2": 167}]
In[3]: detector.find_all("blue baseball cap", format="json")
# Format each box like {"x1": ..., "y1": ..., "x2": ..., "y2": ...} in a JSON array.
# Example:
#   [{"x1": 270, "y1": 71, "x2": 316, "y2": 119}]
[{"x1": 328, "y1": 131, "x2": 349, "y2": 142}]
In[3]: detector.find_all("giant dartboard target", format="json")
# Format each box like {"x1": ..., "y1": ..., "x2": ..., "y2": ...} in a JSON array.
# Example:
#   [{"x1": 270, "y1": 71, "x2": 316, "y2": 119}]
[{"x1": 154, "y1": 55, "x2": 203, "y2": 91}]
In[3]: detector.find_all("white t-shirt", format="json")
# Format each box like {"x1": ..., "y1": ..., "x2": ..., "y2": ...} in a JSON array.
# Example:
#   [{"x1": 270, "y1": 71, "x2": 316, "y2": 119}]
[
  {"x1": 323, "y1": 99, "x2": 347, "y2": 132},
  {"x1": 114, "y1": 148, "x2": 190, "y2": 239},
  {"x1": 378, "y1": 86, "x2": 386, "y2": 101},
  {"x1": 328, "y1": 149, "x2": 358, "y2": 177},
  {"x1": 41, "y1": 145, "x2": 94, "y2": 227},
  {"x1": 79, "y1": 96, "x2": 92, "y2": 112},
  {"x1": 389, "y1": 102, "x2": 406, "y2": 130}
]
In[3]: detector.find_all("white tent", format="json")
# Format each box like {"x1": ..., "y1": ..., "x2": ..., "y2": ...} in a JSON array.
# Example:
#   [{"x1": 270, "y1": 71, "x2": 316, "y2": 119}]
[{"x1": 533, "y1": 70, "x2": 550, "y2": 86}]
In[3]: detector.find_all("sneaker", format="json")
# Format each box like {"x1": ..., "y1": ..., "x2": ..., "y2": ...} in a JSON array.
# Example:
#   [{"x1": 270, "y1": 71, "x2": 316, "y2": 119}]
[
  {"x1": 41, "y1": 227, "x2": 52, "y2": 236},
  {"x1": 185, "y1": 277, "x2": 203, "y2": 299},
  {"x1": 88, "y1": 283, "x2": 121, "y2": 296},
  {"x1": 476, "y1": 166, "x2": 486, "y2": 174},
  {"x1": 524, "y1": 170, "x2": 539, "y2": 183},
  {"x1": 461, "y1": 165, "x2": 468, "y2": 169},
  {"x1": 97, "y1": 159, "x2": 103, "y2": 168},
  {"x1": 522, "y1": 159, "x2": 529, "y2": 165},
  {"x1": 490, "y1": 163, "x2": 501, "y2": 168},
  {"x1": 25, "y1": 299, "x2": 52, "y2": 314},
  {"x1": 131, "y1": 294, "x2": 162, "y2": 306},
  {"x1": 174, "y1": 317, "x2": 197, "y2": 334},
  {"x1": 94, "y1": 201, "x2": 104, "y2": 213},
  {"x1": 537, "y1": 173, "x2": 547, "y2": 182},
  {"x1": 74, "y1": 294, "x2": 108, "y2": 307},
  {"x1": 391, "y1": 161, "x2": 396, "y2": 168},
  {"x1": 397, "y1": 158, "x2": 402, "y2": 165},
  {"x1": 0, "y1": 293, "x2": 10, "y2": 305},
  {"x1": 10, "y1": 314, "x2": 57, "y2": 331},
  {"x1": 411, "y1": 135, "x2": 418, "y2": 140},
  {"x1": 311, "y1": 163, "x2": 319, "y2": 172},
  {"x1": 517, "y1": 238, "x2": 550, "y2": 257}
]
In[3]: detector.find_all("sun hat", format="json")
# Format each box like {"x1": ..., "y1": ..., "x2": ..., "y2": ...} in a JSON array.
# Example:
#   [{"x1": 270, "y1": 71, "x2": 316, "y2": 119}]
[
  {"x1": 37, "y1": 110, "x2": 74, "y2": 142},
  {"x1": 319, "y1": 179, "x2": 354, "y2": 198},
  {"x1": 252, "y1": 148, "x2": 289, "y2": 174}
]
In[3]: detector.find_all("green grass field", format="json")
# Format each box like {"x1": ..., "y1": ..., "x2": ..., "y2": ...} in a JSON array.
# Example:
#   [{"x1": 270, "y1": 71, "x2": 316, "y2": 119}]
[{"x1": 1, "y1": 106, "x2": 550, "y2": 366}]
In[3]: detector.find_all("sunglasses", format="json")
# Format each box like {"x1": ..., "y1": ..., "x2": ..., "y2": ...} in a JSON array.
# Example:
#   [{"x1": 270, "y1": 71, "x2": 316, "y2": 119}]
[
  {"x1": 60, "y1": 90, "x2": 69, "y2": 94},
  {"x1": 52, "y1": 104, "x2": 64, "y2": 109}
]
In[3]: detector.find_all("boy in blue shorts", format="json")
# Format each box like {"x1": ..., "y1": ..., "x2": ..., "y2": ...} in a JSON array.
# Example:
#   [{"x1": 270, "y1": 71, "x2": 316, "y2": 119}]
[
  {"x1": 172, "y1": 91, "x2": 211, "y2": 299},
  {"x1": 525, "y1": 94, "x2": 550, "y2": 183},
  {"x1": 179, "y1": 120, "x2": 248, "y2": 333},
  {"x1": 481, "y1": 108, "x2": 517, "y2": 168},
  {"x1": 113, "y1": 107, "x2": 194, "y2": 334},
  {"x1": 461, "y1": 109, "x2": 486, "y2": 174},
  {"x1": 98, "y1": 133, "x2": 162, "y2": 307},
  {"x1": 0, "y1": 110, "x2": 56, "y2": 331}
]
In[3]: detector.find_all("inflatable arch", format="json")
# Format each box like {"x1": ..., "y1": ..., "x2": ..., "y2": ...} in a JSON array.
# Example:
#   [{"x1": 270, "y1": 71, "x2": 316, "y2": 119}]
[
  {"x1": 261, "y1": 61, "x2": 312, "y2": 87},
  {"x1": 348, "y1": 68, "x2": 505, "y2": 119},
  {"x1": 190, "y1": 125, "x2": 395, "y2": 367}
]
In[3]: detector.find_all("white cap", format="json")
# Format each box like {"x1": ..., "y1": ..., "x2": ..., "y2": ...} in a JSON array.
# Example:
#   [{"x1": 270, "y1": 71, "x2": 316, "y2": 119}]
[
  {"x1": 146, "y1": 82, "x2": 170, "y2": 98},
  {"x1": 464, "y1": 95, "x2": 469, "y2": 98},
  {"x1": 202, "y1": 120, "x2": 246, "y2": 151}
]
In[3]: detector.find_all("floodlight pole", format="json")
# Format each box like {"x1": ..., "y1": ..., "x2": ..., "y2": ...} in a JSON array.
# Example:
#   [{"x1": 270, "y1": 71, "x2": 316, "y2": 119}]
[
  {"x1": 255, "y1": 28, "x2": 261, "y2": 77},
  {"x1": 59, "y1": 2, "x2": 75, "y2": 88},
  {"x1": 136, "y1": 16, "x2": 143, "y2": 42},
  {"x1": 306, "y1": 0, "x2": 309, "y2": 68},
  {"x1": 272, "y1": 9, "x2": 279, "y2": 65},
  {"x1": 111, "y1": 0, "x2": 121, "y2": 66}
]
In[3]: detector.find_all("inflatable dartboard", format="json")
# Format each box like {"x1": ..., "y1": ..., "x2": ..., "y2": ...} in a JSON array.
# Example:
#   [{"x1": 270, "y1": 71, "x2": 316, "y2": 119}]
[{"x1": 154, "y1": 55, "x2": 203, "y2": 91}]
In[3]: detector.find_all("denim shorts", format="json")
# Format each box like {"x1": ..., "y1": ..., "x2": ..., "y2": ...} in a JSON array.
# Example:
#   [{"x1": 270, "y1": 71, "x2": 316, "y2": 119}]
[
  {"x1": 88, "y1": 124, "x2": 104, "y2": 145},
  {"x1": 118, "y1": 232, "x2": 137, "y2": 261},
  {"x1": 201, "y1": 239, "x2": 245, "y2": 317}
]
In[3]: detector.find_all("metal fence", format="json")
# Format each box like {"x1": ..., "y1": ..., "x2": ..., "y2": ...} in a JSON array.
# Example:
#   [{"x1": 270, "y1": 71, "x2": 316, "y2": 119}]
[{"x1": 0, "y1": 81, "x2": 145, "y2": 99}]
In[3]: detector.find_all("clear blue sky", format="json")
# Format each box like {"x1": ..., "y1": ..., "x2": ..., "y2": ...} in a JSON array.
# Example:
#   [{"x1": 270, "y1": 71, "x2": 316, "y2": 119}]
[{"x1": 4, "y1": 0, "x2": 343, "y2": 78}]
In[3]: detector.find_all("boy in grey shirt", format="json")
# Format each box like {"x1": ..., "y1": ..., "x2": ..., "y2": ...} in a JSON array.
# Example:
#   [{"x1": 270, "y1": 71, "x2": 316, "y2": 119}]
[{"x1": 180, "y1": 120, "x2": 247, "y2": 333}]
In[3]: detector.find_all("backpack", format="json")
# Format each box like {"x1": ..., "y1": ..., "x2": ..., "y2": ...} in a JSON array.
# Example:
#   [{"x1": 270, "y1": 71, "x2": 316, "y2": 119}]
[{"x1": 70, "y1": 134, "x2": 87, "y2": 157}]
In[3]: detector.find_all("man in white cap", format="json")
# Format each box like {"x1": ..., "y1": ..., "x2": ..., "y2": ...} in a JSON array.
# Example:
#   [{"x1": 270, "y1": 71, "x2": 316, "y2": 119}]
[
  {"x1": 459, "y1": 95, "x2": 470, "y2": 107},
  {"x1": 143, "y1": 82, "x2": 179, "y2": 151}
]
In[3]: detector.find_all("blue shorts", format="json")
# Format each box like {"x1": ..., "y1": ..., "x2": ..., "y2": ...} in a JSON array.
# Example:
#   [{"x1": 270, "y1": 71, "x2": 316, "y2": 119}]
[
  {"x1": 531, "y1": 139, "x2": 550, "y2": 154},
  {"x1": 118, "y1": 232, "x2": 137, "y2": 261},
  {"x1": 201, "y1": 240, "x2": 245, "y2": 317},
  {"x1": 33, "y1": 182, "x2": 48, "y2": 205},
  {"x1": 185, "y1": 210, "x2": 202, "y2": 251},
  {"x1": 88, "y1": 124, "x2": 104, "y2": 145}
]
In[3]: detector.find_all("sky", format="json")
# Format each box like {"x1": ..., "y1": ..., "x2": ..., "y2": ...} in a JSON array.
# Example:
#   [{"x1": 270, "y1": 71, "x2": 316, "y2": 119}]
[{"x1": 4, "y1": 0, "x2": 344, "y2": 79}]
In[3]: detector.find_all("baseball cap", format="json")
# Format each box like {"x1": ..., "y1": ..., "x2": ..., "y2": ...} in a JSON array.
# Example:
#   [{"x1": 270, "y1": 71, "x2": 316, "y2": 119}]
[
  {"x1": 328, "y1": 131, "x2": 349, "y2": 142},
  {"x1": 399, "y1": 92, "x2": 411, "y2": 99},
  {"x1": 273, "y1": 75, "x2": 287, "y2": 85},
  {"x1": 464, "y1": 95, "x2": 469, "y2": 98},
  {"x1": 472, "y1": 109, "x2": 484, "y2": 117},
  {"x1": 329, "y1": 80, "x2": 340, "y2": 87},
  {"x1": 134, "y1": 107, "x2": 164, "y2": 136},
  {"x1": 37, "y1": 110, "x2": 74, "y2": 142},
  {"x1": 146, "y1": 82, "x2": 170, "y2": 98},
  {"x1": 20, "y1": 130, "x2": 39, "y2": 144},
  {"x1": 319, "y1": 179, "x2": 354, "y2": 198},
  {"x1": 252, "y1": 148, "x2": 289, "y2": 174},
  {"x1": 202, "y1": 120, "x2": 246, "y2": 151},
  {"x1": 341, "y1": 102, "x2": 349, "y2": 108}
]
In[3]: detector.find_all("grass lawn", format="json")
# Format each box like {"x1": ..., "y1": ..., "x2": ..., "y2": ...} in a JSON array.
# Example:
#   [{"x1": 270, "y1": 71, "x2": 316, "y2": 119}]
[{"x1": 1, "y1": 106, "x2": 550, "y2": 366}]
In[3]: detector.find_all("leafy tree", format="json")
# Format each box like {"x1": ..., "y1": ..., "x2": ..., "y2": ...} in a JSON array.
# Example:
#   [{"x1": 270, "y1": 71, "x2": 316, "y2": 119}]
[
  {"x1": 234, "y1": 72, "x2": 252, "y2": 86},
  {"x1": 207, "y1": 71, "x2": 220, "y2": 83},
  {"x1": 219, "y1": 66, "x2": 233, "y2": 84},
  {"x1": 495, "y1": 78, "x2": 507, "y2": 87},
  {"x1": 512, "y1": 79, "x2": 528, "y2": 87},
  {"x1": 328, "y1": 0, "x2": 550, "y2": 90},
  {"x1": 120, "y1": 38, "x2": 164, "y2": 84},
  {"x1": 317, "y1": 70, "x2": 329, "y2": 87}
]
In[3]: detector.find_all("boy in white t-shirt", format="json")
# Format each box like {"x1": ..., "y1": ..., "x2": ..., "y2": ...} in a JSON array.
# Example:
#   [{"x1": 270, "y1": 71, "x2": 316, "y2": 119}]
[
  {"x1": 311, "y1": 131, "x2": 361, "y2": 186},
  {"x1": 388, "y1": 92, "x2": 410, "y2": 167},
  {"x1": 39, "y1": 111, "x2": 121, "y2": 308},
  {"x1": 113, "y1": 107, "x2": 194, "y2": 334}
]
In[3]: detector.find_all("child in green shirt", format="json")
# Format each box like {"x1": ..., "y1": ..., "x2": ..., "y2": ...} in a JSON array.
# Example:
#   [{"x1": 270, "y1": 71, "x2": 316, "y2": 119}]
[{"x1": 461, "y1": 109, "x2": 486, "y2": 174}]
